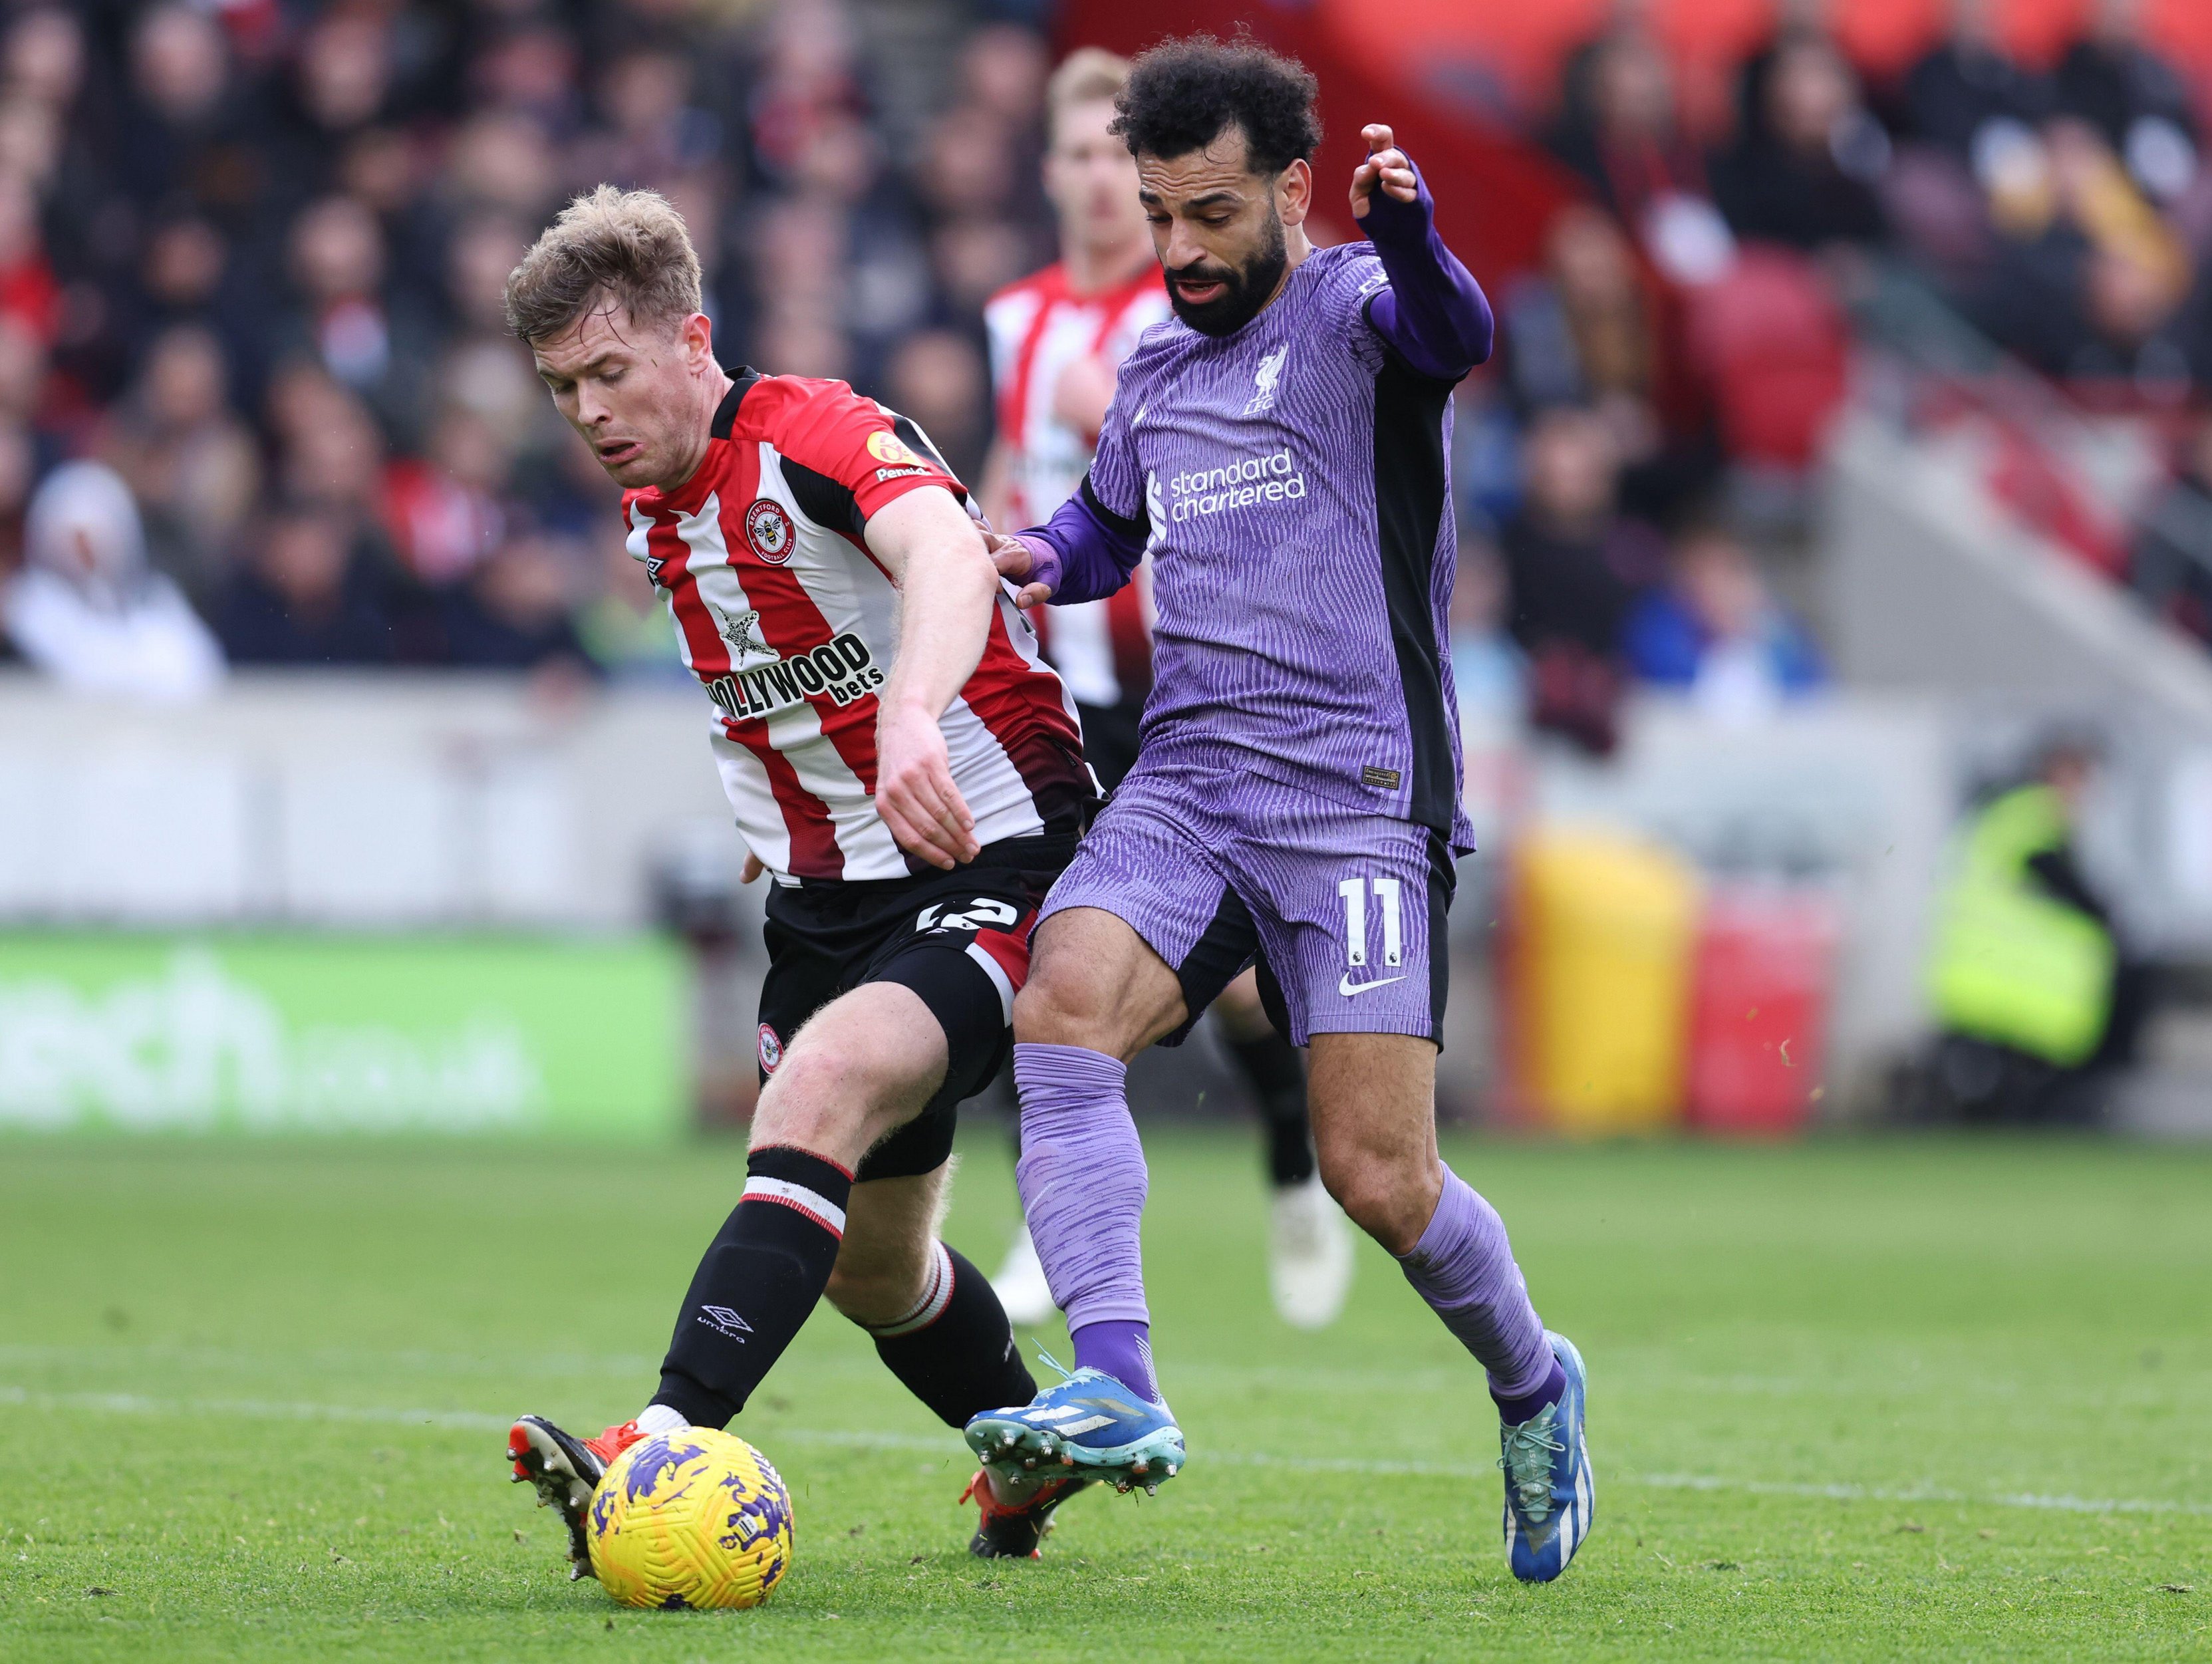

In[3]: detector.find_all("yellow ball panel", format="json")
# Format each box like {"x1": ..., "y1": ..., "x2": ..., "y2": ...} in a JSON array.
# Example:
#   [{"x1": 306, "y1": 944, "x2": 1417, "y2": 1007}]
[{"x1": 586, "y1": 1427, "x2": 795, "y2": 1609}]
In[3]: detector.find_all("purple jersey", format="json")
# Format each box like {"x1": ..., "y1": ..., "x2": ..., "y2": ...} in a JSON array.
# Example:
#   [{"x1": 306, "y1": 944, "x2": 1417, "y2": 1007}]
[{"x1": 1081, "y1": 240, "x2": 1476, "y2": 853}]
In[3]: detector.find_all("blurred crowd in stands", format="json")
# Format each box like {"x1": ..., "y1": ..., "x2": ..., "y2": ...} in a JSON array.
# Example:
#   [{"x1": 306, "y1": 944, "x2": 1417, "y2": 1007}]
[
  {"x1": 0, "y1": 0, "x2": 1055, "y2": 694},
  {"x1": 0, "y1": 0, "x2": 2207, "y2": 730},
  {"x1": 1454, "y1": 0, "x2": 2212, "y2": 750}
]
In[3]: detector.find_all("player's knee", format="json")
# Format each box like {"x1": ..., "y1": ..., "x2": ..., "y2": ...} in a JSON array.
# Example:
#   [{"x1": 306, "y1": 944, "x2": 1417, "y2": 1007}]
[
  {"x1": 1012, "y1": 962, "x2": 1111, "y2": 1047},
  {"x1": 1315, "y1": 1143, "x2": 1432, "y2": 1255},
  {"x1": 1318, "y1": 1160, "x2": 1391, "y2": 1236},
  {"x1": 754, "y1": 1044, "x2": 858, "y2": 1137},
  {"x1": 1014, "y1": 950, "x2": 1184, "y2": 1059},
  {"x1": 757, "y1": 1034, "x2": 919, "y2": 1151}
]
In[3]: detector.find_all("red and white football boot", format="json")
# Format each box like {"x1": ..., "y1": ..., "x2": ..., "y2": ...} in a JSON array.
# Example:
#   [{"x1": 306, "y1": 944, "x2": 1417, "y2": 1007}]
[
  {"x1": 960, "y1": 1466, "x2": 1088, "y2": 1560},
  {"x1": 507, "y1": 1415, "x2": 647, "y2": 1579}
]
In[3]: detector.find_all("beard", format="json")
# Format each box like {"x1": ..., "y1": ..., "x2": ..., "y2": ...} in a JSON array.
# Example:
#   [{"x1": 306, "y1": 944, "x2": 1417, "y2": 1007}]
[{"x1": 1165, "y1": 210, "x2": 1289, "y2": 337}]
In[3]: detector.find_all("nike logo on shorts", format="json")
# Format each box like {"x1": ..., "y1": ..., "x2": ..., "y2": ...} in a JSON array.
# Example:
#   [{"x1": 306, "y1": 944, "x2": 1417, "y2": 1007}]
[{"x1": 1338, "y1": 974, "x2": 1406, "y2": 997}]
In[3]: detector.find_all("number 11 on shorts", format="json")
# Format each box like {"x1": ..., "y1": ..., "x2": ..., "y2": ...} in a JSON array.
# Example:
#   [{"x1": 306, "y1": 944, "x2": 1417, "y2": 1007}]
[{"x1": 1337, "y1": 875, "x2": 1403, "y2": 968}]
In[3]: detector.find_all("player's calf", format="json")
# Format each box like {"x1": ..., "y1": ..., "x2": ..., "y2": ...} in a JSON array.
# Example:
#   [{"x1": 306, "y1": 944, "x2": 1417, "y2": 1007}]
[
  {"x1": 825, "y1": 1197, "x2": 1039, "y2": 1439},
  {"x1": 632, "y1": 990, "x2": 946, "y2": 1428},
  {"x1": 1308, "y1": 1034, "x2": 1593, "y2": 1577}
]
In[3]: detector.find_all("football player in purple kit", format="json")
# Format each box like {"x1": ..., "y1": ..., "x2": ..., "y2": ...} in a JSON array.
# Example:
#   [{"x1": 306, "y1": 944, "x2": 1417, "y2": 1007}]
[{"x1": 965, "y1": 37, "x2": 1593, "y2": 1582}]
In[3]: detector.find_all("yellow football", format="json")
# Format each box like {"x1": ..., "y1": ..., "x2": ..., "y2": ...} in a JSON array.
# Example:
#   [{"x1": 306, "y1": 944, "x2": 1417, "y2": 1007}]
[{"x1": 586, "y1": 1427, "x2": 795, "y2": 1609}]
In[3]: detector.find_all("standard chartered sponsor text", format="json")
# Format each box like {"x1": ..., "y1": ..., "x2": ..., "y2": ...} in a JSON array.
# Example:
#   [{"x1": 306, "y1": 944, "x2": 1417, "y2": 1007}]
[{"x1": 1167, "y1": 449, "x2": 1307, "y2": 522}]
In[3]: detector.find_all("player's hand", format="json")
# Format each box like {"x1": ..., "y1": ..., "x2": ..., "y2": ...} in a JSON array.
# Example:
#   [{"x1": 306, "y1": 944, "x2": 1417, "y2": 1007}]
[
  {"x1": 740, "y1": 851, "x2": 763, "y2": 884},
  {"x1": 875, "y1": 700, "x2": 979, "y2": 870},
  {"x1": 1351, "y1": 124, "x2": 1418, "y2": 219},
  {"x1": 984, "y1": 527, "x2": 1055, "y2": 609}
]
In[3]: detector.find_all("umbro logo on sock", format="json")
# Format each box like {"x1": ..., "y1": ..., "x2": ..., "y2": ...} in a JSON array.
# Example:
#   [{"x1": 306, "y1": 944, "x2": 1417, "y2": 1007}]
[{"x1": 696, "y1": 1305, "x2": 754, "y2": 1341}]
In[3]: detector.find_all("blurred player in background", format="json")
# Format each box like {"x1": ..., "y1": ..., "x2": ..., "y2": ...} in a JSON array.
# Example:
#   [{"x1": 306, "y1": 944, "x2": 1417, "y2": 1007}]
[
  {"x1": 968, "y1": 39, "x2": 1593, "y2": 1583},
  {"x1": 498, "y1": 186, "x2": 1094, "y2": 1570},
  {"x1": 980, "y1": 49, "x2": 1351, "y2": 1332}
]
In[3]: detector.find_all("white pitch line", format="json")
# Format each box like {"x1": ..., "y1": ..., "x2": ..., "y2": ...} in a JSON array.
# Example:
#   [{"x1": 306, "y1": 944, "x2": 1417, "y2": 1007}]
[
  {"x1": 1210, "y1": 1451, "x2": 2212, "y2": 1516},
  {"x1": 0, "y1": 1385, "x2": 511, "y2": 1433},
  {"x1": 5, "y1": 1385, "x2": 2207, "y2": 1520},
  {"x1": 1613, "y1": 1471, "x2": 2212, "y2": 1518}
]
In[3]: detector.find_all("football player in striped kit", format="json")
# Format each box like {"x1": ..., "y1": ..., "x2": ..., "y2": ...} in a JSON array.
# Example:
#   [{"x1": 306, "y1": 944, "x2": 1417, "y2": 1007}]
[
  {"x1": 980, "y1": 49, "x2": 1351, "y2": 1334},
  {"x1": 496, "y1": 186, "x2": 1092, "y2": 1570}
]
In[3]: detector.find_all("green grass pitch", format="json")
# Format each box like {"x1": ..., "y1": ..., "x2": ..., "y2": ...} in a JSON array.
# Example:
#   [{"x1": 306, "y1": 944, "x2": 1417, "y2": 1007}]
[{"x1": 3, "y1": 1129, "x2": 2207, "y2": 1661}]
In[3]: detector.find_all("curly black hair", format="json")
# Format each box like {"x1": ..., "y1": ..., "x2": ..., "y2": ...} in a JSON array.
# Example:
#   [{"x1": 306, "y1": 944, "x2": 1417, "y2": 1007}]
[{"x1": 1111, "y1": 33, "x2": 1321, "y2": 176}]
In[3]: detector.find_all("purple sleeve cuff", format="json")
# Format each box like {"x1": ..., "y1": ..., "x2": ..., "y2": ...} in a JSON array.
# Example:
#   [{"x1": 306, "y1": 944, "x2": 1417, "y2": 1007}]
[
  {"x1": 1010, "y1": 531, "x2": 1062, "y2": 596},
  {"x1": 1359, "y1": 161, "x2": 1494, "y2": 380},
  {"x1": 1020, "y1": 476, "x2": 1146, "y2": 605}
]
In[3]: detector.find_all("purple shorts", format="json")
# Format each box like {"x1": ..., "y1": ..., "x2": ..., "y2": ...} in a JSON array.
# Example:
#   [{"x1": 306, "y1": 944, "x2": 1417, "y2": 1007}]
[{"x1": 1041, "y1": 760, "x2": 1452, "y2": 1046}]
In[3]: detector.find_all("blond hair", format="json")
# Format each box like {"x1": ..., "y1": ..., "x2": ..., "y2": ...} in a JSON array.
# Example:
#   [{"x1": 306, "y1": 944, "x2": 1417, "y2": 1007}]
[
  {"x1": 503, "y1": 184, "x2": 703, "y2": 344},
  {"x1": 1045, "y1": 47, "x2": 1129, "y2": 146}
]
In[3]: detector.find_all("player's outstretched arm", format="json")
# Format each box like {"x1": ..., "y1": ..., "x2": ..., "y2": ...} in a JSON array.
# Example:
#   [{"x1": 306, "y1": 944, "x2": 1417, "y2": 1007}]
[
  {"x1": 988, "y1": 477, "x2": 1147, "y2": 610},
  {"x1": 1350, "y1": 123, "x2": 1494, "y2": 380},
  {"x1": 863, "y1": 485, "x2": 998, "y2": 869}
]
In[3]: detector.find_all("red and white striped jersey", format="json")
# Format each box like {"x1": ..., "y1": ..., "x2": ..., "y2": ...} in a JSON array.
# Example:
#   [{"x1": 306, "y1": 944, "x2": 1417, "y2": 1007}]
[
  {"x1": 624, "y1": 368, "x2": 1091, "y2": 885},
  {"x1": 984, "y1": 260, "x2": 1170, "y2": 710}
]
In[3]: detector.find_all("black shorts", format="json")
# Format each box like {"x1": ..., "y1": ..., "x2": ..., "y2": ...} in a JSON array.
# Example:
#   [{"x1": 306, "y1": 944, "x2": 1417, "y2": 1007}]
[
  {"x1": 1151, "y1": 885, "x2": 1295, "y2": 1047},
  {"x1": 1073, "y1": 697, "x2": 1145, "y2": 795},
  {"x1": 757, "y1": 836, "x2": 1073, "y2": 1182}
]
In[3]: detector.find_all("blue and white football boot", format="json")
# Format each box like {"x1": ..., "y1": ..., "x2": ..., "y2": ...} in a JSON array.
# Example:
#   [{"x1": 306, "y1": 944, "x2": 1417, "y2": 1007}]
[
  {"x1": 964, "y1": 1353, "x2": 1185, "y2": 1494},
  {"x1": 1500, "y1": 1331, "x2": 1594, "y2": 1582}
]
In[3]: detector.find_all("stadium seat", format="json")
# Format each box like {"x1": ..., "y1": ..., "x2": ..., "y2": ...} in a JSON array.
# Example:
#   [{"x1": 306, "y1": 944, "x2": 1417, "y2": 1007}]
[{"x1": 1683, "y1": 247, "x2": 1852, "y2": 472}]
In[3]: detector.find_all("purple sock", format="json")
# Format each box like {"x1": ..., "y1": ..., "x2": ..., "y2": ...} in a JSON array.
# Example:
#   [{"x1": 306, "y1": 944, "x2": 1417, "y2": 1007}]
[
  {"x1": 1069, "y1": 1318, "x2": 1159, "y2": 1403},
  {"x1": 1398, "y1": 1167, "x2": 1554, "y2": 1401},
  {"x1": 1493, "y1": 1361, "x2": 1568, "y2": 1425},
  {"x1": 1012, "y1": 1043, "x2": 1159, "y2": 1397}
]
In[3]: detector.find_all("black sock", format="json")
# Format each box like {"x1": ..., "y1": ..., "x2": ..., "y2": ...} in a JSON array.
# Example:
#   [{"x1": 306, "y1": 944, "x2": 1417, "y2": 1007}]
[
  {"x1": 652, "y1": 1146, "x2": 853, "y2": 1428},
  {"x1": 990, "y1": 1061, "x2": 1022, "y2": 1164},
  {"x1": 861, "y1": 1244, "x2": 1037, "y2": 1429},
  {"x1": 1225, "y1": 1031, "x2": 1315, "y2": 1188}
]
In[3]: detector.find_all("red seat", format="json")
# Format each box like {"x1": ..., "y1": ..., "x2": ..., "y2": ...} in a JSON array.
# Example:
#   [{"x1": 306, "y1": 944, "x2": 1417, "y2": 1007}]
[{"x1": 1684, "y1": 248, "x2": 1852, "y2": 470}]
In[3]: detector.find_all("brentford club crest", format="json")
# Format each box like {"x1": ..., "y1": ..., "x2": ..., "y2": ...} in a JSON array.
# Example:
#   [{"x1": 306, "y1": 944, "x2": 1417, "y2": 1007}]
[
  {"x1": 758, "y1": 1024, "x2": 783, "y2": 1073},
  {"x1": 745, "y1": 497, "x2": 795, "y2": 563}
]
